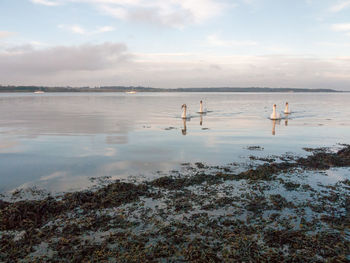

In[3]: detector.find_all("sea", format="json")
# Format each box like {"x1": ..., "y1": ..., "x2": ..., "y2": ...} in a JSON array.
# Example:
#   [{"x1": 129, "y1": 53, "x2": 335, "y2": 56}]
[{"x1": 0, "y1": 92, "x2": 349, "y2": 194}]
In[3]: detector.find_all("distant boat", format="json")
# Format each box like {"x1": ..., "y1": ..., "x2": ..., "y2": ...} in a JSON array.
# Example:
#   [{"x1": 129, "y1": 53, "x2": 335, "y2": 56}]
[
  {"x1": 126, "y1": 91, "x2": 137, "y2": 94},
  {"x1": 34, "y1": 90, "x2": 45, "y2": 94}
]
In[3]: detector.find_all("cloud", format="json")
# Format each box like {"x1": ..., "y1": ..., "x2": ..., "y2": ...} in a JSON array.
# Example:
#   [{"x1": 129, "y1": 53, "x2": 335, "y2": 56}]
[
  {"x1": 331, "y1": 23, "x2": 350, "y2": 36},
  {"x1": 242, "y1": 0, "x2": 254, "y2": 4},
  {"x1": 59, "y1": 24, "x2": 86, "y2": 34},
  {"x1": 29, "y1": 0, "x2": 229, "y2": 27},
  {"x1": 125, "y1": 53, "x2": 350, "y2": 90},
  {"x1": 0, "y1": 42, "x2": 130, "y2": 75},
  {"x1": 331, "y1": 23, "x2": 350, "y2": 32},
  {"x1": 30, "y1": 0, "x2": 60, "y2": 6},
  {"x1": 0, "y1": 31, "x2": 15, "y2": 39},
  {"x1": 100, "y1": 4, "x2": 193, "y2": 28},
  {"x1": 206, "y1": 34, "x2": 257, "y2": 47},
  {"x1": 97, "y1": 26, "x2": 115, "y2": 32},
  {"x1": 316, "y1": 41, "x2": 350, "y2": 47},
  {"x1": 58, "y1": 24, "x2": 115, "y2": 35},
  {"x1": 329, "y1": 1, "x2": 350, "y2": 12},
  {"x1": 1, "y1": 43, "x2": 350, "y2": 90}
]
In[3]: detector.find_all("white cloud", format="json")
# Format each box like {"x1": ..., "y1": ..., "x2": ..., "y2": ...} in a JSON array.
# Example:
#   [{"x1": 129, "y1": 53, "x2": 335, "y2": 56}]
[
  {"x1": 59, "y1": 24, "x2": 86, "y2": 34},
  {"x1": 177, "y1": 0, "x2": 227, "y2": 23},
  {"x1": 99, "y1": 4, "x2": 193, "y2": 28},
  {"x1": 331, "y1": 23, "x2": 350, "y2": 32},
  {"x1": 97, "y1": 26, "x2": 115, "y2": 32},
  {"x1": 58, "y1": 24, "x2": 115, "y2": 35},
  {"x1": 330, "y1": 1, "x2": 350, "y2": 12},
  {"x1": 0, "y1": 31, "x2": 15, "y2": 39},
  {"x1": 29, "y1": 0, "x2": 229, "y2": 27},
  {"x1": 30, "y1": 0, "x2": 60, "y2": 6},
  {"x1": 207, "y1": 34, "x2": 257, "y2": 47},
  {"x1": 316, "y1": 41, "x2": 350, "y2": 47}
]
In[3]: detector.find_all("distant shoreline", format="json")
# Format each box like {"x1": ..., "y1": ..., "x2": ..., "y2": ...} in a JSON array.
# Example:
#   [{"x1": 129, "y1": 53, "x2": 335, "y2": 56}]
[{"x1": 0, "y1": 86, "x2": 343, "y2": 93}]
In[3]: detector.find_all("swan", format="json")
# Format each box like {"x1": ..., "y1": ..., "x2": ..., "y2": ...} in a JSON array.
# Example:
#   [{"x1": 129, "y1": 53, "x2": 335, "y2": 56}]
[
  {"x1": 198, "y1": 100, "x2": 207, "y2": 113},
  {"x1": 284, "y1": 102, "x2": 291, "y2": 114},
  {"x1": 270, "y1": 104, "x2": 281, "y2": 120},
  {"x1": 181, "y1": 104, "x2": 191, "y2": 119}
]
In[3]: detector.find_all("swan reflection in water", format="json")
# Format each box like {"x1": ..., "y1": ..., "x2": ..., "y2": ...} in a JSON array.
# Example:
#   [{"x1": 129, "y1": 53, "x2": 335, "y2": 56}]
[
  {"x1": 271, "y1": 119, "x2": 281, "y2": 136},
  {"x1": 272, "y1": 116, "x2": 290, "y2": 135},
  {"x1": 182, "y1": 118, "x2": 187, "y2": 135}
]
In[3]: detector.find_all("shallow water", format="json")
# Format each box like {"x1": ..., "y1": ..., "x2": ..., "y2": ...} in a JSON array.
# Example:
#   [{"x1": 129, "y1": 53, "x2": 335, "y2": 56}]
[{"x1": 0, "y1": 92, "x2": 349, "y2": 194}]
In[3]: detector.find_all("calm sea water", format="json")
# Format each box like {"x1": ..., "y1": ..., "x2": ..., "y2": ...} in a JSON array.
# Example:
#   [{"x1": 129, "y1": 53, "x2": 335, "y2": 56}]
[{"x1": 0, "y1": 92, "x2": 349, "y2": 194}]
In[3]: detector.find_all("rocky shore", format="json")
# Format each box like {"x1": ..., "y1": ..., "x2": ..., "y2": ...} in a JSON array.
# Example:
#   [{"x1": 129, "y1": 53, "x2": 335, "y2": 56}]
[{"x1": 1, "y1": 145, "x2": 350, "y2": 262}]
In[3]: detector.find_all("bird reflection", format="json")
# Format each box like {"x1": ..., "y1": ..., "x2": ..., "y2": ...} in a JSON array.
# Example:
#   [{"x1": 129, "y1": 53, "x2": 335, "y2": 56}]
[
  {"x1": 285, "y1": 117, "x2": 288, "y2": 126},
  {"x1": 200, "y1": 114, "x2": 203, "y2": 126},
  {"x1": 182, "y1": 118, "x2": 187, "y2": 135},
  {"x1": 271, "y1": 119, "x2": 281, "y2": 136}
]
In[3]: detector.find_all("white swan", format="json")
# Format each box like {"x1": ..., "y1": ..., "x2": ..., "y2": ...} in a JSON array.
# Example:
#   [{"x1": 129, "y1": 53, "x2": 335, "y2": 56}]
[
  {"x1": 270, "y1": 104, "x2": 281, "y2": 120},
  {"x1": 284, "y1": 102, "x2": 291, "y2": 114},
  {"x1": 198, "y1": 100, "x2": 207, "y2": 113},
  {"x1": 181, "y1": 104, "x2": 191, "y2": 119}
]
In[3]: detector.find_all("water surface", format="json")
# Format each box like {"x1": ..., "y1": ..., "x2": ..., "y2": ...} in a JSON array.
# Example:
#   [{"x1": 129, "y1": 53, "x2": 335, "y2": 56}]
[{"x1": 1, "y1": 92, "x2": 349, "y2": 194}]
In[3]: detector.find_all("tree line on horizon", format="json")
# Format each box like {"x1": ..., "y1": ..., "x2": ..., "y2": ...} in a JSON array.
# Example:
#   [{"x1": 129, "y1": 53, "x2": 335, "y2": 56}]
[{"x1": 0, "y1": 85, "x2": 339, "y2": 93}]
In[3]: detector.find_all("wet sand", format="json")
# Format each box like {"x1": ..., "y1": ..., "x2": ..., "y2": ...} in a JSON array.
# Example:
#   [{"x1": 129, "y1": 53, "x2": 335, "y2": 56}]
[{"x1": 1, "y1": 145, "x2": 350, "y2": 262}]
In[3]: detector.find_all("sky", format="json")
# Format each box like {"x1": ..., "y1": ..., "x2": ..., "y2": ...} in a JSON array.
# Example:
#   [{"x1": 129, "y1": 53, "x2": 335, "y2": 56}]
[{"x1": 0, "y1": 0, "x2": 350, "y2": 90}]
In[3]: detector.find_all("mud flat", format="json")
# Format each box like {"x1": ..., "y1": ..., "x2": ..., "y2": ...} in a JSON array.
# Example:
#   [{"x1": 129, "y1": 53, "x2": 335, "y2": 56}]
[{"x1": 1, "y1": 145, "x2": 350, "y2": 262}]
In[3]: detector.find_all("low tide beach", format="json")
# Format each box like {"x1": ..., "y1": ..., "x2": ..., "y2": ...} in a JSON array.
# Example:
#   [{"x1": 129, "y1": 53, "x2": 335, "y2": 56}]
[{"x1": 1, "y1": 144, "x2": 350, "y2": 262}]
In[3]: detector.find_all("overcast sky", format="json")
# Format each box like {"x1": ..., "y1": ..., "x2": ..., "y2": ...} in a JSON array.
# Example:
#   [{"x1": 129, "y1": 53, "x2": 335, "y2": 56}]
[{"x1": 1, "y1": 0, "x2": 350, "y2": 90}]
